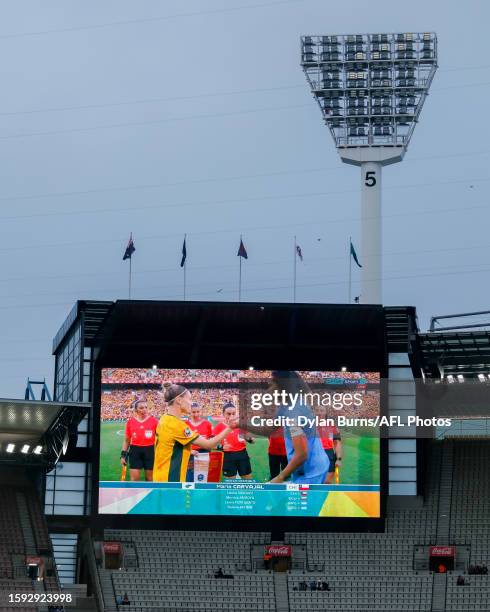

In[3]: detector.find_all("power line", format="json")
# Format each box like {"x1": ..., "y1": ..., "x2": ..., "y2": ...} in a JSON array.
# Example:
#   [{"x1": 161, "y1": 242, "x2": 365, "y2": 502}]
[
  {"x1": 0, "y1": 84, "x2": 304, "y2": 117},
  {"x1": 1, "y1": 237, "x2": 490, "y2": 286},
  {"x1": 0, "y1": 64, "x2": 488, "y2": 118},
  {"x1": 0, "y1": 79, "x2": 489, "y2": 142},
  {"x1": 0, "y1": 175, "x2": 488, "y2": 225},
  {"x1": 0, "y1": 102, "x2": 310, "y2": 141},
  {"x1": 0, "y1": 148, "x2": 488, "y2": 206},
  {"x1": 0, "y1": 262, "x2": 489, "y2": 312},
  {"x1": 0, "y1": 0, "x2": 303, "y2": 40},
  {"x1": 3, "y1": 257, "x2": 490, "y2": 303}
]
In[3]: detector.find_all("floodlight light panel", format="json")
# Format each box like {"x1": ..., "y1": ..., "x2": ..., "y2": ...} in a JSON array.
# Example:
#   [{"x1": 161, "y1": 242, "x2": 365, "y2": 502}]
[{"x1": 301, "y1": 32, "x2": 437, "y2": 152}]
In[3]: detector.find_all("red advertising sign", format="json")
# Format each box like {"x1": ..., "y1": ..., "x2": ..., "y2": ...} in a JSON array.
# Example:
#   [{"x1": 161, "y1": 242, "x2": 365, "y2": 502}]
[
  {"x1": 429, "y1": 546, "x2": 455, "y2": 557},
  {"x1": 103, "y1": 542, "x2": 121, "y2": 554},
  {"x1": 265, "y1": 545, "x2": 292, "y2": 557}
]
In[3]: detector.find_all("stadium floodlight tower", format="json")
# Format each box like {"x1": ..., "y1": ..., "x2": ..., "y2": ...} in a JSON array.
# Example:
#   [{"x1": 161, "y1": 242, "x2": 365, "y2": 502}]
[{"x1": 301, "y1": 32, "x2": 437, "y2": 303}]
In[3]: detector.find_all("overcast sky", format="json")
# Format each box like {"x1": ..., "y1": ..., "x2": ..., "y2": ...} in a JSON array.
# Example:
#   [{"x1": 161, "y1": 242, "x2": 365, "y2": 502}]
[{"x1": 1, "y1": 0, "x2": 489, "y2": 398}]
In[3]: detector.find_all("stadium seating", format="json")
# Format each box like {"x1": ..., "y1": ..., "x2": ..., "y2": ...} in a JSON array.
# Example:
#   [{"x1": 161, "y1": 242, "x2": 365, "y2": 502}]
[
  {"x1": 285, "y1": 442, "x2": 443, "y2": 611},
  {"x1": 444, "y1": 440, "x2": 490, "y2": 610},
  {"x1": 0, "y1": 484, "x2": 64, "y2": 612},
  {"x1": 0, "y1": 487, "x2": 25, "y2": 579},
  {"x1": 98, "y1": 530, "x2": 273, "y2": 611},
  {"x1": 287, "y1": 574, "x2": 432, "y2": 611},
  {"x1": 449, "y1": 441, "x2": 490, "y2": 566},
  {"x1": 78, "y1": 439, "x2": 490, "y2": 610},
  {"x1": 446, "y1": 574, "x2": 490, "y2": 611}
]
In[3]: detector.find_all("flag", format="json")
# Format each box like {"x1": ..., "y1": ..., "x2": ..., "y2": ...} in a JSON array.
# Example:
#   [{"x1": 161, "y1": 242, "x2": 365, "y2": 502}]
[
  {"x1": 350, "y1": 240, "x2": 362, "y2": 268},
  {"x1": 237, "y1": 238, "x2": 248, "y2": 259},
  {"x1": 180, "y1": 237, "x2": 187, "y2": 267},
  {"x1": 296, "y1": 244, "x2": 303, "y2": 261},
  {"x1": 123, "y1": 234, "x2": 135, "y2": 260}
]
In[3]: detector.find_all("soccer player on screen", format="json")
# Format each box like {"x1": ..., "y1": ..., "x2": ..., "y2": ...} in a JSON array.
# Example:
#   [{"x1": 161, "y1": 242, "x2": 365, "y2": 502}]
[
  {"x1": 213, "y1": 402, "x2": 254, "y2": 480},
  {"x1": 243, "y1": 371, "x2": 329, "y2": 485},
  {"x1": 314, "y1": 404, "x2": 342, "y2": 483},
  {"x1": 120, "y1": 399, "x2": 159, "y2": 481},
  {"x1": 153, "y1": 383, "x2": 238, "y2": 482}
]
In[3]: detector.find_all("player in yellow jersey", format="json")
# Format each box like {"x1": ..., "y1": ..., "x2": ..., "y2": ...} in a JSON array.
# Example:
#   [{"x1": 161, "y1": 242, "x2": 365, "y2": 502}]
[{"x1": 153, "y1": 382, "x2": 238, "y2": 482}]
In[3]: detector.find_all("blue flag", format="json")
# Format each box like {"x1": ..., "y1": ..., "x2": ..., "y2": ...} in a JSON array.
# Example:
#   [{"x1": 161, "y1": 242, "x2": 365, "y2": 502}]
[
  {"x1": 237, "y1": 238, "x2": 248, "y2": 259},
  {"x1": 350, "y1": 241, "x2": 362, "y2": 268},
  {"x1": 123, "y1": 234, "x2": 135, "y2": 260},
  {"x1": 180, "y1": 237, "x2": 187, "y2": 267}
]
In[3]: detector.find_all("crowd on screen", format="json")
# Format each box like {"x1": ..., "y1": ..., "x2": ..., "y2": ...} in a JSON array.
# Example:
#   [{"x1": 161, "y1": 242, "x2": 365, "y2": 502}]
[
  {"x1": 101, "y1": 368, "x2": 380, "y2": 385},
  {"x1": 101, "y1": 388, "x2": 239, "y2": 421},
  {"x1": 101, "y1": 387, "x2": 380, "y2": 422}
]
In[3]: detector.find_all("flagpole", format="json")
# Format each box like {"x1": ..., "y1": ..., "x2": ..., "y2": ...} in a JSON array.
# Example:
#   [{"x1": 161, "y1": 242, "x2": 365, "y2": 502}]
[
  {"x1": 238, "y1": 234, "x2": 242, "y2": 302},
  {"x1": 293, "y1": 236, "x2": 297, "y2": 303},
  {"x1": 129, "y1": 256, "x2": 132, "y2": 300},
  {"x1": 183, "y1": 233, "x2": 187, "y2": 301},
  {"x1": 348, "y1": 236, "x2": 352, "y2": 304}
]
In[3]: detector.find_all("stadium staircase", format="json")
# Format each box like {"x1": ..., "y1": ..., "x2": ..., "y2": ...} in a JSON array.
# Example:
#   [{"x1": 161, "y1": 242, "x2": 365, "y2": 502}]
[
  {"x1": 273, "y1": 572, "x2": 289, "y2": 612},
  {"x1": 435, "y1": 440, "x2": 454, "y2": 545},
  {"x1": 432, "y1": 572, "x2": 447, "y2": 611},
  {"x1": 15, "y1": 491, "x2": 37, "y2": 555}
]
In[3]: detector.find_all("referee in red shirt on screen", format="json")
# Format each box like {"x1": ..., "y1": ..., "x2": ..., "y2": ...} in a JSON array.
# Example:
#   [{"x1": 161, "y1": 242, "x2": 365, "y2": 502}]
[
  {"x1": 186, "y1": 402, "x2": 213, "y2": 481},
  {"x1": 188, "y1": 402, "x2": 213, "y2": 443},
  {"x1": 213, "y1": 402, "x2": 254, "y2": 479},
  {"x1": 120, "y1": 399, "x2": 159, "y2": 481}
]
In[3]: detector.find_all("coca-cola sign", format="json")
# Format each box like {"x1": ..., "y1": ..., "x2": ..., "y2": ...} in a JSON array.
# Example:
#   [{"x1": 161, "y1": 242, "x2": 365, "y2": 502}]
[
  {"x1": 429, "y1": 546, "x2": 455, "y2": 557},
  {"x1": 103, "y1": 542, "x2": 121, "y2": 554},
  {"x1": 265, "y1": 545, "x2": 292, "y2": 557}
]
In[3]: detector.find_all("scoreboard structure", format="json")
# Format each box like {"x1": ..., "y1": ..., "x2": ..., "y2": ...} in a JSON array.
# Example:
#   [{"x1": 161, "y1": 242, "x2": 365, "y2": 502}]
[{"x1": 49, "y1": 300, "x2": 410, "y2": 533}]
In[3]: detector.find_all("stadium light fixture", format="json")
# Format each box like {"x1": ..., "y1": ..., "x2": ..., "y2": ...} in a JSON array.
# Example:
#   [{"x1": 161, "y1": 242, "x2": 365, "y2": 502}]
[
  {"x1": 301, "y1": 32, "x2": 438, "y2": 303},
  {"x1": 152, "y1": 365, "x2": 158, "y2": 370},
  {"x1": 341, "y1": 366, "x2": 348, "y2": 372},
  {"x1": 446, "y1": 374, "x2": 454, "y2": 383},
  {"x1": 21, "y1": 444, "x2": 30, "y2": 454},
  {"x1": 33, "y1": 445, "x2": 42, "y2": 454},
  {"x1": 478, "y1": 373, "x2": 486, "y2": 382},
  {"x1": 457, "y1": 374, "x2": 464, "y2": 383},
  {"x1": 6, "y1": 443, "x2": 15, "y2": 453}
]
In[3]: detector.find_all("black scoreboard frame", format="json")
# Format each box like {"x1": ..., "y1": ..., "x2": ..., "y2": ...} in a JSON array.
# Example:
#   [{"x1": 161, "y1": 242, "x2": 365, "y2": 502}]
[{"x1": 90, "y1": 300, "x2": 388, "y2": 534}]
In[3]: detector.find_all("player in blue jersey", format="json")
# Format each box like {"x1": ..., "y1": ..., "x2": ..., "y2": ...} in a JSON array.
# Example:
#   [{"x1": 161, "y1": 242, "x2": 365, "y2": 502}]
[{"x1": 243, "y1": 370, "x2": 329, "y2": 484}]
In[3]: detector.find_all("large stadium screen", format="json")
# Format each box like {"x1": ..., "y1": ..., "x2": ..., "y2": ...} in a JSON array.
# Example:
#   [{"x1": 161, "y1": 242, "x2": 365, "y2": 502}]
[{"x1": 98, "y1": 368, "x2": 381, "y2": 518}]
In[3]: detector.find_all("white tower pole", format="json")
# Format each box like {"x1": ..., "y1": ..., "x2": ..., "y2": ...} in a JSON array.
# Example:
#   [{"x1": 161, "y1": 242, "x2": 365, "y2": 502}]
[{"x1": 360, "y1": 161, "x2": 382, "y2": 304}]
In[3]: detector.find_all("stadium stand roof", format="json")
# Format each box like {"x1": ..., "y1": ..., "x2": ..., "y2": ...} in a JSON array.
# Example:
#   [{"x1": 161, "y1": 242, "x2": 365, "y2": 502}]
[
  {"x1": 419, "y1": 310, "x2": 490, "y2": 379},
  {"x1": 419, "y1": 330, "x2": 490, "y2": 378},
  {"x1": 0, "y1": 398, "x2": 90, "y2": 468}
]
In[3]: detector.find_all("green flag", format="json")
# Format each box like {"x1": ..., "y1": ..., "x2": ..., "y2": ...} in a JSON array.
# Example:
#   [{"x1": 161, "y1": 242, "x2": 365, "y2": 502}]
[{"x1": 350, "y1": 241, "x2": 362, "y2": 268}]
